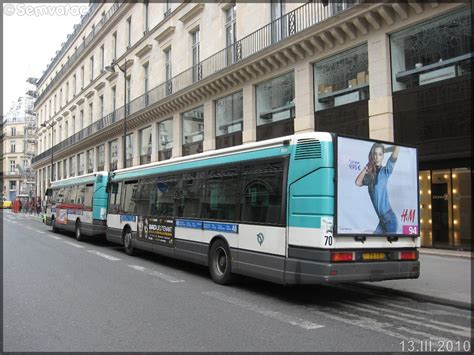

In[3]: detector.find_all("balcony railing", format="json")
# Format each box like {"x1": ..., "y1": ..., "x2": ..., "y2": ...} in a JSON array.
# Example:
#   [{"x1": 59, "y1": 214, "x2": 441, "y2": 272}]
[
  {"x1": 35, "y1": 1, "x2": 124, "y2": 106},
  {"x1": 32, "y1": 1, "x2": 360, "y2": 165}
]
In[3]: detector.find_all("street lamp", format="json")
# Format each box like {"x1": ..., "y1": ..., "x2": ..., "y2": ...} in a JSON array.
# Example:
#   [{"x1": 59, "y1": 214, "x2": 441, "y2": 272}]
[
  {"x1": 105, "y1": 59, "x2": 127, "y2": 169},
  {"x1": 41, "y1": 121, "x2": 56, "y2": 185}
]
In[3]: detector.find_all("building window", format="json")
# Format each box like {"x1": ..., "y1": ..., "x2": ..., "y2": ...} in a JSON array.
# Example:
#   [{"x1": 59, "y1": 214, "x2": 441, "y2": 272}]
[
  {"x1": 99, "y1": 95, "x2": 104, "y2": 119},
  {"x1": 77, "y1": 153, "x2": 85, "y2": 175},
  {"x1": 90, "y1": 56, "x2": 94, "y2": 81},
  {"x1": 72, "y1": 116, "x2": 75, "y2": 135},
  {"x1": 314, "y1": 44, "x2": 368, "y2": 112},
  {"x1": 143, "y1": 62, "x2": 149, "y2": 105},
  {"x1": 66, "y1": 82, "x2": 69, "y2": 103},
  {"x1": 225, "y1": 4, "x2": 237, "y2": 65},
  {"x1": 126, "y1": 76, "x2": 131, "y2": 115},
  {"x1": 87, "y1": 149, "x2": 94, "y2": 173},
  {"x1": 164, "y1": 0, "x2": 171, "y2": 17},
  {"x1": 256, "y1": 72, "x2": 295, "y2": 141},
  {"x1": 63, "y1": 159, "x2": 67, "y2": 178},
  {"x1": 158, "y1": 118, "x2": 173, "y2": 161},
  {"x1": 59, "y1": 89, "x2": 63, "y2": 108},
  {"x1": 112, "y1": 31, "x2": 117, "y2": 60},
  {"x1": 192, "y1": 29, "x2": 201, "y2": 82},
  {"x1": 97, "y1": 145, "x2": 105, "y2": 171},
  {"x1": 10, "y1": 141, "x2": 16, "y2": 153},
  {"x1": 182, "y1": 106, "x2": 204, "y2": 156},
  {"x1": 89, "y1": 103, "x2": 93, "y2": 125},
  {"x1": 109, "y1": 140, "x2": 118, "y2": 170},
  {"x1": 271, "y1": 0, "x2": 286, "y2": 43},
  {"x1": 144, "y1": 0, "x2": 149, "y2": 32},
  {"x1": 81, "y1": 66, "x2": 85, "y2": 89},
  {"x1": 391, "y1": 8, "x2": 471, "y2": 92},
  {"x1": 10, "y1": 160, "x2": 16, "y2": 172},
  {"x1": 111, "y1": 86, "x2": 117, "y2": 120},
  {"x1": 100, "y1": 45, "x2": 105, "y2": 71},
  {"x1": 73, "y1": 74, "x2": 77, "y2": 96},
  {"x1": 79, "y1": 110, "x2": 84, "y2": 130},
  {"x1": 52, "y1": 163, "x2": 56, "y2": 181},
  {"x1": 125, "y1": 133, "x2": 133, "y2": 168},
  {"x1": 11, "y1": 127, "x2": 16, "y2": 136},
  {"x1": 127, "y1": 16, "x2": 132, "y2": 48},
  {"x1": 216, "y1": 91, "x2": 243, "y2": 149},
  {"x1": 140, "y1": 126, "x2": 152, "y2": 164},
  {"x1": 164, "y1": 47, "x2": 172, "y2": 95},
  {"x1": 58, "y1": 124, "x2": 62, "y2": 142}
]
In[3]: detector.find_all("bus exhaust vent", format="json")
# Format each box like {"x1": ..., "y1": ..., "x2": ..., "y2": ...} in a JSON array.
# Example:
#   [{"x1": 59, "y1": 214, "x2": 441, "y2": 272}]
[{"x1": 295, "y1": 138, "x2": 321, "y2": 160}]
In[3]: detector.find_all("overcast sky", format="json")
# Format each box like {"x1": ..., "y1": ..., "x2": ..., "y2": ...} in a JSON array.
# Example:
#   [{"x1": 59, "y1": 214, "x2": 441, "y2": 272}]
[{"x1": 3, "y1": 3, "x2": 90, "y2": 116}]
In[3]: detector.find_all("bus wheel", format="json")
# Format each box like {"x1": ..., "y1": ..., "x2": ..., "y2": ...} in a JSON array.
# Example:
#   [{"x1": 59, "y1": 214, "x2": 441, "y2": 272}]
[
  {"x1": 209, "y1": 239, "x2": 234, "y2": 285},
  {"x1": 123, "y1": 228, "x2": 136, "y2": 256},
  {"x1": 75, "y1": 220, "x2": 84, "y2": 241},
  {"x1": 52, "y1": 217, "x2": 58, "y2": 233}
]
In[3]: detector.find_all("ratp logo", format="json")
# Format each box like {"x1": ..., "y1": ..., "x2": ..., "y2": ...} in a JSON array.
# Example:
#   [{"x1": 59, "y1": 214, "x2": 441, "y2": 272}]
[{"x1": 257, "y1": 233, "x2": 264, "y2": 246}]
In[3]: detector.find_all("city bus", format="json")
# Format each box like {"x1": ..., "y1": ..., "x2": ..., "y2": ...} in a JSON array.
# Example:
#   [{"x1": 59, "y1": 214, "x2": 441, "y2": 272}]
[
  {"x1": 45, "y1": 172, "x2": 109, "y2": 240},
  {"x1": 105, "y1": 132, "x2": 420, "y2": 285}
]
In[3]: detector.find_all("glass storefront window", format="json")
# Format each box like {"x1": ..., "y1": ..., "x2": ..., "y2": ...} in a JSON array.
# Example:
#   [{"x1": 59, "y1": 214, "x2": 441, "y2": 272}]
[
  {"x1": 391, "y1": 8, "x2": 471, "y2": 92},
  {"x1": 452, "y1": 168, "x2": 471, "y2": 249},
  {"x1": 125, "y1": 134, "x2": 133, "y2": 168},
  {"x1": 419, "y1": 171, "x2": 432, "y2": 247},
  {"x1": 77, "y1": 153, "x2": 85, "y2": 175},
  {"x1": 140, "y1": 126, "x2": 152, "y2": 165},
  {"x1": 159, "y1": 118, "x2": 173, "y2": 161},
  {"x1": 314, "y1": 44, "x2": 368, "y2": 111},
  {"x1": 216, "y1": 91, "x2": 243, "y2": 136},
  {"x1": 109, "y1": 140, "x2": 118, "y2": 171},
  {"x1": 182, "y1": 106, "x2": 204, "y2": 145},
  {"x1": 256, "y1": 72, "x2": 294, "y2": 126}
]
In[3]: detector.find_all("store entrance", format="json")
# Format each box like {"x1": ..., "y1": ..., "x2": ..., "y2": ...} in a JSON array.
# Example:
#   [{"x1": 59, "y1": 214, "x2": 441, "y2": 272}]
[{"x1": 431, "y1": 182, "x2": 449, "y2": 247}]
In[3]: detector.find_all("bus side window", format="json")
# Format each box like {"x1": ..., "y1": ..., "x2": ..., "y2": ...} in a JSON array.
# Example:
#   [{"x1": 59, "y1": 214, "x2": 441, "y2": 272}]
[
  {"x1": 241, "y1": 161, "x2": 284, "y2": 225},
  {"x1": 108, "y1": 182, "x2": 122, "y2": 214},
  {"x1": 177, "y1": 171, "x2": 205, "y2": 219},
  {"x1": 84, "y1": 184, "x2": 94, "y2": 210},
  {"x1": 153, "y1": 175, "x2": 179, "y2": 218},
  {"x1": 122, "y1": 180, "x2": 138, "y2": 214},
  {"x1": 134, "y1": 179, "x2": 152, "y2": 216},
  {"x1": 202, "y1": 167, "x2": 240, "y2": 221}
]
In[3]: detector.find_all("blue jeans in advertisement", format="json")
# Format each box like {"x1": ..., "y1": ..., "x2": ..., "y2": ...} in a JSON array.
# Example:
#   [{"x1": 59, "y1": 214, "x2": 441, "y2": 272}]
[{"x1": 375, "y1": 209, "x2": 398, "y2": 234}]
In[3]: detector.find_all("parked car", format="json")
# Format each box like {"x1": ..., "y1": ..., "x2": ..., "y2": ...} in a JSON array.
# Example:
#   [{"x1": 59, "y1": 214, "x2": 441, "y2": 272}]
[{"x1": 2, "y1": 198, "x2": 12, "y2": 209}]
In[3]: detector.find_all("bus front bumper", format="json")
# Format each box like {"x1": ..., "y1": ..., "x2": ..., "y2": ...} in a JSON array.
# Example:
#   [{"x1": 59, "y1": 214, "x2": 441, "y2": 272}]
[{"x1": 284, "y1": 258, "x2": 420, "y2": 285}]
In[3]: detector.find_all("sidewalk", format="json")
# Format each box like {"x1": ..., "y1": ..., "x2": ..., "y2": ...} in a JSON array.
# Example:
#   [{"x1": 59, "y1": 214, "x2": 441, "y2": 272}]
[{"x1": 361, "y1": 249, "x2": 472, "y2": 309}]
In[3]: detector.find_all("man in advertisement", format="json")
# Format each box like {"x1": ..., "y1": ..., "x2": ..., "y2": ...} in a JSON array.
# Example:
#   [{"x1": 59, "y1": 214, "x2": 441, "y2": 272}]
[{"x1": 355, "y1": 143, "x2": 400, "y2": 234}]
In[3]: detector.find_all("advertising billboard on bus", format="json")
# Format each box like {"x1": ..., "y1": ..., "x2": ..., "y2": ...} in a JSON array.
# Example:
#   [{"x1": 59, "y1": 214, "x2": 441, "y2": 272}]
[{"x1": 336, "y1": 136, "x2": 419, "y2": 236}]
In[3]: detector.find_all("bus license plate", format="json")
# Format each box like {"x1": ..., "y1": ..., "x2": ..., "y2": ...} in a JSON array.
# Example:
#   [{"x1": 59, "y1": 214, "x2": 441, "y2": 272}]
[{"x1": 362, "y1": 252, "x2": 386, "y2": 260}]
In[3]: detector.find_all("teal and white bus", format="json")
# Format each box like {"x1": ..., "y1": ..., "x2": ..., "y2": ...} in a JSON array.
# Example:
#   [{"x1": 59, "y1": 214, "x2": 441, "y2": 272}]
[
  {"x1": 45, "y1": 172, "x2": 109, "y2": 240},
  {"x1": 105, "y1": 132, "x2": 420, "y2": 285}
]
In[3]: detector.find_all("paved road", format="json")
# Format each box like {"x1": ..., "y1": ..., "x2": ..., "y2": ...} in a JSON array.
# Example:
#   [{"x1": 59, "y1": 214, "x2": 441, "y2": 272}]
[{"x1": 3, "y1": 211, "x2": 472, "y2": 352}]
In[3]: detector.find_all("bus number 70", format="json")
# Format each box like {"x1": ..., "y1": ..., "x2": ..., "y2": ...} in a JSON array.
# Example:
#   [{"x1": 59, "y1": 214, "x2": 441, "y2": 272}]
[{"x1": 324, "y1": 235, "x2": 333, "y2": 246}]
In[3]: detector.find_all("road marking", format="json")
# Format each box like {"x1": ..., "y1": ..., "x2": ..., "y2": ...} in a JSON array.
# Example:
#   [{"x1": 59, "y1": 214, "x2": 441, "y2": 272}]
[
  {"x1": 37, "y1": 231, "x2": 46, "y2": 234},
  {"x1": 46, "y1": 234, "x2": 62, "y2": 240},
  {"x1": 204, "y1": 291, "x2": 324, "y2": 330},
  {"x1": 128, "y1": 264, "x2": 184, "y2": 283},
  {"x1": 26, "y1": 226, "x2": 35, "y2": 230},
  {"x1": 346, "y1": 300, "x2": 472, "y2": 333},
  {"x1": 62, "y1": 241, "x2": 84, "y2": 248},
  {"x1": 88, "y1": 250, "x2": 121, "y2": 261},
  {"x1": 340, "y1": 301, "x2": 471, "y2": 338}
]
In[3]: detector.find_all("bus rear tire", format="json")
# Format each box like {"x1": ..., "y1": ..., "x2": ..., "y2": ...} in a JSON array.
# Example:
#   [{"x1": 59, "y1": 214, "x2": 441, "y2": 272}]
[
  {"x1": 123, "y1": 228, "x2": 136, "y2": 256},
  {"x1": 209, "y1": 239, "x2": 234, "y2": 285},
  {"x1": 75, "y1": 220, "x2": 84, "y2": 241}
]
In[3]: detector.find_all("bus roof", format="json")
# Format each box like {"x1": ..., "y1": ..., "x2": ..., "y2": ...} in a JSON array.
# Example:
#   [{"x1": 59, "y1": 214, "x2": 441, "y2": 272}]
[
  {"x1": 50, "y1": 171, "x2": 108, "y2": 188},
  {"x1": 111, "y1": 132, "x2": 333, "y2": 181}
]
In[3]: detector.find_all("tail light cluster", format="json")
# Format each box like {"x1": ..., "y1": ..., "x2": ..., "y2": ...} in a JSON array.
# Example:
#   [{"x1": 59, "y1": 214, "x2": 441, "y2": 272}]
[{"x1": 330, "y1": 250, "x2": 418, "y2": 262}]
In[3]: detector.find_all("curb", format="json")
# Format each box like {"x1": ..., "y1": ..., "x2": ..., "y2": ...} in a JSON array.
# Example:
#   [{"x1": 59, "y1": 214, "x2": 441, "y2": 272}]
[
  {"x1": 353, "y1": 283, "x2": 472, "y2": 311},
  {"x1": 419, "y1": 250, "x2": 473, "y2": 260}
]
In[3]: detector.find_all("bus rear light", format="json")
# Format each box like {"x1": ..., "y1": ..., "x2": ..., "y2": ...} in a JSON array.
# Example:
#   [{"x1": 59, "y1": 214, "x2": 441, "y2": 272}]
[
  {"x1": 331, "y1": 252, "x2": 354, "y2": 262},
  {"x1": 330, "y1": 270, "x2": 337, "y2": 276},
  {"x1": 399, "y1": 251, "x2": 417, "y2": 260}
]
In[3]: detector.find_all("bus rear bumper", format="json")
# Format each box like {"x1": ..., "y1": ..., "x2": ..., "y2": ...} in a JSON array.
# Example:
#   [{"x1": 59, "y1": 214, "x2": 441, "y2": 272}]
[{"x1": 284, "y1": 258, "x2": 420, "y2": 285}]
